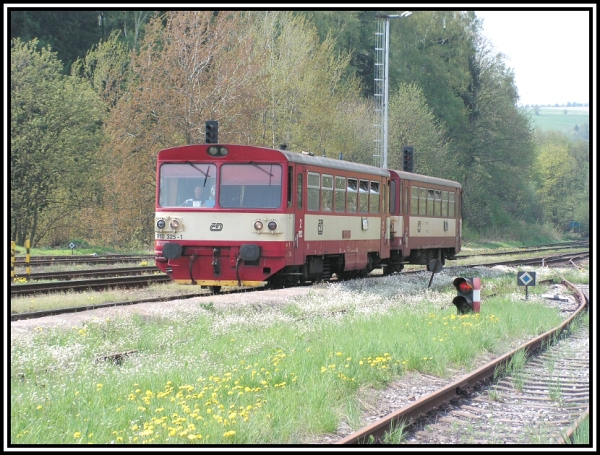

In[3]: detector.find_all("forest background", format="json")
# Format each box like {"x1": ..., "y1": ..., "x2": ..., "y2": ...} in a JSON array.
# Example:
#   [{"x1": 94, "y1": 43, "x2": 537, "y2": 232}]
[{"x1": 9, "y1": 10, "x2": 590, "y2": 249}]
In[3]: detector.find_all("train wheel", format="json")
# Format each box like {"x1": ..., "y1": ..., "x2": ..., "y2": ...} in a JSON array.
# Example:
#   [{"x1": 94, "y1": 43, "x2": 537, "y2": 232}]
[
  {"x1": 383, "y1": 264, "x2": 403, "y2": 275},
  {"x1": 209, "y1": 286, "x2": 221, "y2": 294}
]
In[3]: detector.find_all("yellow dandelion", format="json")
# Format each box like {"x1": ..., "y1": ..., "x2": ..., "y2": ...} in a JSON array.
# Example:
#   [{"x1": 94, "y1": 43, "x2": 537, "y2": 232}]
[{"x1": 74, "y1": 432, "x2": 82, "y2": 438}]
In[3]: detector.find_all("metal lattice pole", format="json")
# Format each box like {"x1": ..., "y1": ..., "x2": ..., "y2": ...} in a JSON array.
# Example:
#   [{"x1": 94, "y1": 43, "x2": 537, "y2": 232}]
[{"x1": 374, "y1": 12, "x2": 411, "y2": 169}]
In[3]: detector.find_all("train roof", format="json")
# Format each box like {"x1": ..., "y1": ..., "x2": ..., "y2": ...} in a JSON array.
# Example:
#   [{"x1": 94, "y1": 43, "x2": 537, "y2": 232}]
[
  {"x1": 158, "y1": 144, "x2": 459, "y2": 186},
  {"x1": 280, "y1": 150, "x2": 390, "y2": 177},
  {"x1": 389, "y1": 169, "x2": 462, "y2": 189}
]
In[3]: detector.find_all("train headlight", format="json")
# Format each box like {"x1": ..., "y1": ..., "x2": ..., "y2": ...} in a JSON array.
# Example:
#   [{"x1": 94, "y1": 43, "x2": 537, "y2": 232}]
[
  {"x1": 207, "y1": 146, "x2": 229, "y2": 157},
  {"x1": 267, "y1": 221, "x2": 277, "y2": 231},
  {"x1": 157, "y1": 219, "x2": 166, "y2": 229},
  {"x1": 254, "y1": 220, "x2": 264, "y2": 231},
  {"x1": 169, "y1": 219, "x2": 180, "y2": 230}
]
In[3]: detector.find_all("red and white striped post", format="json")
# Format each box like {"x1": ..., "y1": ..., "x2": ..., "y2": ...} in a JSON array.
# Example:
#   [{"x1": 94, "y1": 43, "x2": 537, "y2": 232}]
[{"x1": 472, "y1": 277, "x2": 481, "y2": 313}]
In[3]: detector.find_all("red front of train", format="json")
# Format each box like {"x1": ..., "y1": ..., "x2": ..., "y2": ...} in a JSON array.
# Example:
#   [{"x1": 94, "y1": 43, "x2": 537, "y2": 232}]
[{"x1": 154, "y1": 144, "x2": 296, "y2": 291}]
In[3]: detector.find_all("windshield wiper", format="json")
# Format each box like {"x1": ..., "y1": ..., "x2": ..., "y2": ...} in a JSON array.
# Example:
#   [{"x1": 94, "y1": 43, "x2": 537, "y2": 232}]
[
  {"x1": 186, "y1": 161, "x2": 210, "y2": 187},
  {"x1": 250, "y1": 161, "x2": 273, "y2": 177}
]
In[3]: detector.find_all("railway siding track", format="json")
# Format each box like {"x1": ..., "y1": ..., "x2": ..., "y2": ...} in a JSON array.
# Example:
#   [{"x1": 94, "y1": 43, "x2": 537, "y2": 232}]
[
  {"x1": 335, "y1": 281, "x2": 589, "y2": 445},
  {"x1": 13, "y1": 266, "x2": 161, "y2": 281},
  {"x1": 10, "y1": 274, "x2": 170, "y2": 297},
  {"x1": 14, "y1": 254, "x2": 153, "y2": 267}
]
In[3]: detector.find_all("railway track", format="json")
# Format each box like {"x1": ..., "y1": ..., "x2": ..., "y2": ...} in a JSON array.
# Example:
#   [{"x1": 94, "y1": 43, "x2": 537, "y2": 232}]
[
  {"x1": 10, "y1": 251, "x2": 588, "y2": 320},
  {"x1": 10, "y1": 274, "x2": 170, "y2": 298},
  {"x1": 454, "y1": 241, "x2": 588, "y2": 259},
  {"x1": 13, "y1": 266, "x2": 161, "y2": 281},
  {"x1": 11, "y1": 250, "x2": 588, "y2": 298},
  {"x1": 335, "y1": 281, "x2": 589, "y2": 445},
  {"x1": 13, "y1": 254, "x2": 153, "y2": 267}
]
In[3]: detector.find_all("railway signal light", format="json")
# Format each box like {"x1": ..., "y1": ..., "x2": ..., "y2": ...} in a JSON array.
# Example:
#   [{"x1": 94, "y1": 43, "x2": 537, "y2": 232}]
[
  {"x1": 402, "y1": 146, "x2": 414, "y2": 172},
  {"x1": 452, "y1": 277, "x2": 474, "y2": 314},
  {"x1": 205, "y1": 120, "x2": 218, "y2": 144}
]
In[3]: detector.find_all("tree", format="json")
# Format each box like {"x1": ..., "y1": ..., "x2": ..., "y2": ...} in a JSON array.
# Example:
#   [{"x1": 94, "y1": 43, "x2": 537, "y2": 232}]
[
  {"x1": 98, "y1": 11, "x2": 266, "y2": 246},
  {"x1": 252, "y1": 12, "x2": 362, "y2": 154},
  {"x1": 532, "y1": 130, "x2": 587, "y2": 232},
  {"x1": 10, "y1": 10, "x2": 104, "y2": 71},
  {"x1": 303, "y1": 11, "x2": 377, "y2": 97},
  {"x1": 449, "y1": 28, "x2": 537, "y2": 233},
  {"x1": 387, "y1": 82, "x2": 450, "y2": 177},
  {"x1": 71, "y1": 30, "x2": 131, "y2": 109},
  {"x1": 11, "y1": 38, "x2": 106, "y2": 246}
]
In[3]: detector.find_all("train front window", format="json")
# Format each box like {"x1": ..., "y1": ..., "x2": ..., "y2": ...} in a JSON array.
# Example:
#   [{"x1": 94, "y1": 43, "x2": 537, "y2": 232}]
[
  {"x1": 159, "y1": 163, "x2": 217, "y2": 207},
  {"x1": 220, "y1": 163, "x2": 283, "y2": 208}
]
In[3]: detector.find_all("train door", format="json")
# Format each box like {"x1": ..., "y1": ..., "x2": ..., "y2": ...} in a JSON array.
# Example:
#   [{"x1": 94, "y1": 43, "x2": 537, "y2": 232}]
[
  {"x1": 402, "y1": 181, "x2": 411, "y2": 256},
  {"x1": 381, "y1": 178, "x2": 390, "y2": 255},
  {"x1": 294, "y1": 166, "x2": 306, "y2": 264}
]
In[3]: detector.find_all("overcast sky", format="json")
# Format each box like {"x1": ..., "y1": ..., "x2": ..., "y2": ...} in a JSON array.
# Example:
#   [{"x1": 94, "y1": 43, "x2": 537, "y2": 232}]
[{"x1": 474, "y1": 7, "x2": 592, "y2": 106}]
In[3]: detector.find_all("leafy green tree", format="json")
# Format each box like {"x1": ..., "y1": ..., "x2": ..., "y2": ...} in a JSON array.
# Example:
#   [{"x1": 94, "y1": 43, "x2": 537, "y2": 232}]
[
  {"x1": 387, "y1": 82, "x2": 450, "y2": 177},
  {"x1": 532, "y1": 130, "x2": 586, "y2": 230},
  {"x1": 392, "y1": 11, "x2": 477, "y2": 140},
  {"x1": 11, "y1": 38, "x2": 106, "y2": 246},
  {"x1": 303, "y1": 11, "x2": 377, "y2": 97},
  {"x1": 456, "y1": 32, "x2": 537, "y2": 231},
  {"x1": 10, "y1": 10, "x2": 104, "y2": 71},
  {"x1": 71, "y1": 30, "x2": 131, "y2": 109},
  {"x1": 252, "y1": 12, "x2": 362, "y2": 154},
  {"x1": 98, "y1": 11, "x2": 155, "y2": 48}
]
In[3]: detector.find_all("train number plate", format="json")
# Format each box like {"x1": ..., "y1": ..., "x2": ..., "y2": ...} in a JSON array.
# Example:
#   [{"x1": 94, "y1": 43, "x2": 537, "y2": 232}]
[{"x1": 156, "y1": 233, "x2": 183, "y2": 240}]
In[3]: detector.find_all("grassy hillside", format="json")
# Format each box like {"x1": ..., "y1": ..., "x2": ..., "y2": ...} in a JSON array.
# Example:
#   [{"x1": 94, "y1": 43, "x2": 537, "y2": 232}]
[{"x1": 527, "y1": 107, "x2": 589, "y2": 140}]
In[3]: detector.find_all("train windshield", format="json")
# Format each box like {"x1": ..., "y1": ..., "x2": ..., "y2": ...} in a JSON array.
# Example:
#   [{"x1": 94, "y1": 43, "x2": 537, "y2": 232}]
[
  {"x1": 219, "y1": 163, "x2": 282, "y2": 208},
  {"x1": 158, "y1": 163, "x2": 217, "y2": 207}
]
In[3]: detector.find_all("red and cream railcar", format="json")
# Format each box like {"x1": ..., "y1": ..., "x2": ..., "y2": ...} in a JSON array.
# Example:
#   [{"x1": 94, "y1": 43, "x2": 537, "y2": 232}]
[
  {"x1": 387, "y1": 169, "x2": 462, "y2": 273},
  {"x1": 154, "y1": 144, "x2": 391, "y2": 291}
]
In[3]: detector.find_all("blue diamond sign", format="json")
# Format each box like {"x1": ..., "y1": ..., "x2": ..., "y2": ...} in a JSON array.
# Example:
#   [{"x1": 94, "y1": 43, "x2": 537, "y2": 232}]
[{"x1": 517, "y1": 271, "x2": 536, "y2": 287}]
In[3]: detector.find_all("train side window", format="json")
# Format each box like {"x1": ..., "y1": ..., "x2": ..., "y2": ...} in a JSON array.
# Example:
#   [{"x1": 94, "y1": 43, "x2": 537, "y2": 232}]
[
  {"x1": 389, "y1": 181, "x2": 396, "y2": 214},
  {"x1": 419, "y1": 187, "x2": 427, "y2": 215},
  {"x1": 434, "y1": 189, "x2": 442, "y2": 216},
  {"x1": 297, "y1": 173, "x2": 303, "y2": 210},
  {"x1": 449, "y1": 191, "x2": 455, "y2": 217},
  {"x1": 359, "y1": 180, "x2": 369, "y2": 213},
  {"x1": 307, "y1": 172, "x2": 320, "y2": 211},
  {"x1": 411, "y1": 186, "x2": 419, "y2": 215},
  {"x1": 369, "y1": 181, "x2": 379, "y2": 214},
  {"x1": 441, "y1": 190, "x2": 448, "y2": 217},
  {"x1": 347, "y1": 178, "x2": 358, "y2": 213},
  {"x1": 426, "y1": 189, "x2": 434, "y2": 216},
  {"x1": 382, "y1": 182, "x2": 387, "y2": 214},
  {"x1": 287, "y1": 166, "x2": 293, "y2": 208},
  {"x1": 322, "y1": 174, "x2": 333, "y2": 211},
  {"x1": 335, "y1": 176, "x2": 346, "y2": 212},
  {"x1": 399, "y1": 181, "x2": 402, "y2": 214}
]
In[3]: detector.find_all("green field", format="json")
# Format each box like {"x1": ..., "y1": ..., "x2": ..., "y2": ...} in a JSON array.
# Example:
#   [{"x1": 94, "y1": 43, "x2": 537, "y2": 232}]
[{"x1": 527, "y1": 107, "x2": 589, "y2": 139}]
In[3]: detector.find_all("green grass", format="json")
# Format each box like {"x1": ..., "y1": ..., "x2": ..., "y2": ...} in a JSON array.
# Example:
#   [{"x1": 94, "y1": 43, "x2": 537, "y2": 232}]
[
  {"x1": 12, "y1": 242, "x2": 151, "y2": 257},
  {"x1": 567, "y1": 416, "x2": 589, "y2": 445},
  {"x1": 528, "y1": 107, "x2": 589, "y2": 139},
  {"x1": 10, "y1": 265, "x2": 588, "y2": 445}
]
